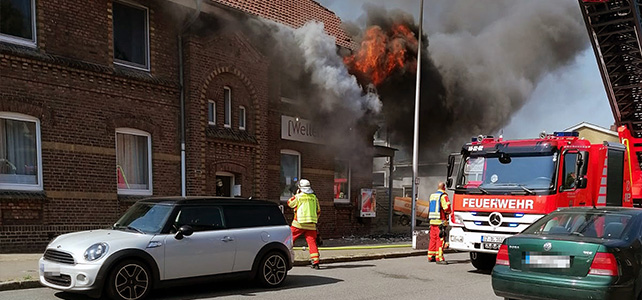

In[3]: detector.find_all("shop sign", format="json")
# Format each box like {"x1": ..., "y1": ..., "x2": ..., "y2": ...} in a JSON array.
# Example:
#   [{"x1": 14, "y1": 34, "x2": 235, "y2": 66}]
[{"x1": 281, "y1": 115, "x2": 323, "y2": 144}]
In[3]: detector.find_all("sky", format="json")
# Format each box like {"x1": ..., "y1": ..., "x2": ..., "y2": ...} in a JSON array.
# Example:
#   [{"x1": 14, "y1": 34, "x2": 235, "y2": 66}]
[{"x1": 316, "y1": 0, "x2": 615, "y2": 140}]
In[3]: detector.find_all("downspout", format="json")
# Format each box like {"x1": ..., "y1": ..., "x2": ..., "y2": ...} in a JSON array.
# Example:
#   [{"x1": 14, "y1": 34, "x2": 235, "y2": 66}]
[{"x1": 179, "y1": 0, "x2": 202, "y2": 197}]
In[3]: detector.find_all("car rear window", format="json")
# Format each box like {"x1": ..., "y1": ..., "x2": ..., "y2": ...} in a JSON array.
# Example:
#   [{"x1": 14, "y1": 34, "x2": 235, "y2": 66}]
[
  {"x1": 224, "y1": 205, "x2": 287, "y2": 229},
  {"x1": 523, "y1": 211, "x2": 633, "y2": 240}
]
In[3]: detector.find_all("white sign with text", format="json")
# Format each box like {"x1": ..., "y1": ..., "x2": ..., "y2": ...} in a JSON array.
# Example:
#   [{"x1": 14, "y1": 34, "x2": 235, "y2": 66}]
[{"x1": 281, "y1": 115, "x2": 323, "y2": 144}]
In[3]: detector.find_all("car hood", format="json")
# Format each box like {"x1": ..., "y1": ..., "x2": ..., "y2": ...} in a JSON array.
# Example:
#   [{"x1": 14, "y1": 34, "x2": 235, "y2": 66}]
[{"x1": 46, "y1": 229, "x2": 154, "y2": 263}]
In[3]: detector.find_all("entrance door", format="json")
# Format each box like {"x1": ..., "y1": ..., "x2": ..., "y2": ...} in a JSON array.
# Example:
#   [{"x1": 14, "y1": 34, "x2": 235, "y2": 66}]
[{"x1": 216, "y1": 175, "x2": 233, "y2": 196}]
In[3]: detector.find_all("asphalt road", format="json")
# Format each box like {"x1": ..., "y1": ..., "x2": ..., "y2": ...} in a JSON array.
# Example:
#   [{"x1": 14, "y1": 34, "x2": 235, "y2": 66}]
[{"x1": 0, "y1": 252, "x2": 501, "y2": 300}]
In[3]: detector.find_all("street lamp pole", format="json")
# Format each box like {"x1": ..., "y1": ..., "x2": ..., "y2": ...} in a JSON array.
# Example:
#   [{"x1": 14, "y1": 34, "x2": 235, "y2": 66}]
[{"x1": 411, "y1": 0, "x2": 424, "y2": 236}]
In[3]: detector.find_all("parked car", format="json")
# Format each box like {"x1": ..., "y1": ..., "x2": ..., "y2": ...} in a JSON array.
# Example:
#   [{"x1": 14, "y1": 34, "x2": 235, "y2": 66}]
[
  {"x1": 492, "y1": 207, "x2": 642, "y2": 300},
  {"x1": 39, "y1": 197, "x2": 294, "y2": 300}
]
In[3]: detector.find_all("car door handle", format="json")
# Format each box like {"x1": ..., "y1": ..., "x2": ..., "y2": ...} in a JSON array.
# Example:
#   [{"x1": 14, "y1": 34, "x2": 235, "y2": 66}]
[{"x1": 221, "y1": 236, "x2": 234, "y2": 242}]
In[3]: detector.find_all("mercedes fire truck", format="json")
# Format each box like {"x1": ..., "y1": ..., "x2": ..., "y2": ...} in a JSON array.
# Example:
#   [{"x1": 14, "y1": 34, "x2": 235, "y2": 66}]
[{"x1": 445, "y1": 127, "x2": 642, "y2": 270}]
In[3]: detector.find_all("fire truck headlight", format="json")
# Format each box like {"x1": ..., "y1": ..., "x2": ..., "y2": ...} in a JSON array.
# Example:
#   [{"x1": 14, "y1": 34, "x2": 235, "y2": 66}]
[{"x1": 451, "y1": 213, "x2": 464, "y2": 226}]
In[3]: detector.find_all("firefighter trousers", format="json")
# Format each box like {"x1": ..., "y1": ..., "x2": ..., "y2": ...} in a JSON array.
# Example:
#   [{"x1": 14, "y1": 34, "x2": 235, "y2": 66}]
[
  {"x1": 291, "y1": 226, "x2": 320, "y2": 265},
  {"x1": 428, "y1": 224, "x2": 445, "y2": 262}
]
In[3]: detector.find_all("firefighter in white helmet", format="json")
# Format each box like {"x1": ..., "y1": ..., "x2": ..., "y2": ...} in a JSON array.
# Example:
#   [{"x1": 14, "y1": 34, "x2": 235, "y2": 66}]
[{"x1": 288, "y1": 179, "x2": 322, "y2": 268}]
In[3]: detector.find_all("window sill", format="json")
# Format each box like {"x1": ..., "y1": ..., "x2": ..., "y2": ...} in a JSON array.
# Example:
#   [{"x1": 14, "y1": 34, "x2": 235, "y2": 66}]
[
  {"x1": 334, "y1": 201, "x2": 353, "y2": 208},
  {"x1": 0, "y1": 35, "x2": 37, "y2": 48}
]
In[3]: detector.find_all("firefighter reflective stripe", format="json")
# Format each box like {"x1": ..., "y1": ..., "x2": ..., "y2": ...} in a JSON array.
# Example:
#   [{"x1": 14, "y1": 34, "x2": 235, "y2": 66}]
[
  {"x1": 290, "y1": 193, "x2": 319, "y2": 224},
  {"x1": 428, "y1": 192, "x2": 444, "y2": 220},
  {"x1": 310, "y1": 252, "x2": 320, "y2": 263}
]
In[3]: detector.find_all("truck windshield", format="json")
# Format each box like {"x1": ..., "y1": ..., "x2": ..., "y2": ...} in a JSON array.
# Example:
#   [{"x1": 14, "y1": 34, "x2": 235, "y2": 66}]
[{"x1": 459, "y1": 153, "x2": 556, "y2": 191}]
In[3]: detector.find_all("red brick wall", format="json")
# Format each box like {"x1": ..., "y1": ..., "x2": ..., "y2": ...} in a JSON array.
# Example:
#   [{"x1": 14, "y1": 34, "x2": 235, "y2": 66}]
[
  {"x1": 0, "y1": 0, "x2": 182, "y2": 252},
  {"x1": 0, "y1": 0, "x2": 373, "y2": 252}
]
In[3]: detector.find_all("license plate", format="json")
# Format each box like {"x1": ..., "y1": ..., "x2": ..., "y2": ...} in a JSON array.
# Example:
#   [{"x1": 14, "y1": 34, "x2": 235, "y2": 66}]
[
  {"x1": 483, "y1": 243, "x2": 501, "y2": 250},
  {"x1": 525, "y1": 254, "x2": 570, "y2": 268},
  {"x1": 482, "y1": 235, "x2": 505, "y2": 243}
]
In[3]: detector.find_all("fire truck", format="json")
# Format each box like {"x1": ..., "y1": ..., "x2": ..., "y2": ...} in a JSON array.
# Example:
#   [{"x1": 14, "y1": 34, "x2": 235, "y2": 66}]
[
  {"x1": 445, "y1": 128, "x2": 641, "y2": 270},
  {"x1": 443, "y1": 0, "x2": 642, "y2": 271}
]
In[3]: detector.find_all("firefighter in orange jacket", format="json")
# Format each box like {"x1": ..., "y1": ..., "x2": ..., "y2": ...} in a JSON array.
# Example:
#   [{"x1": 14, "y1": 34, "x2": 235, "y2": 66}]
[
  {"x1": 428, "y1": 182, "x2": 451, "y2": 263},
  {"x1": 287, "y1": 179, "x2": 322, "y2": 268}
]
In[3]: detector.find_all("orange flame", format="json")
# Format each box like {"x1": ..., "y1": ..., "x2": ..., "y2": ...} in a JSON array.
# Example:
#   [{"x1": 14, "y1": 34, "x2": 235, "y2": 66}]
[{"x1": 344, "y1": 23, "x2": 418, "y2": 86}]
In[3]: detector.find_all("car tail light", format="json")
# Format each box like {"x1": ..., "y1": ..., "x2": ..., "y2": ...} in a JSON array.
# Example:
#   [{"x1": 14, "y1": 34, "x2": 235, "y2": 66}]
[
  {"x1": 450, "y1": 213, "x2": 464, "y2": 227},
  {"x1": 496, "y1": 244, "x2": 509, "y2": 266},
  {"x1": 589, "y1": 252, "x2": 618, "y2": 276}
]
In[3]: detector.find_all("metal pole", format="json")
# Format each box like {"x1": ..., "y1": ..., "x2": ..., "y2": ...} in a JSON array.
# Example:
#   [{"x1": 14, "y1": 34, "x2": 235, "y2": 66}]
[
  {"x1": 411, "y1": 0, "x2": 424, "y2": 235},
  {"x1": 388, "y1": 152, "x2": 395, "y2": 233}
]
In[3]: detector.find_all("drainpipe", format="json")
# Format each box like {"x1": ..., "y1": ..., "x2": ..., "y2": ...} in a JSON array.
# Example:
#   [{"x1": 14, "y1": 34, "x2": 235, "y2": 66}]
[{"x1": 179, "y1": 0, "x2": 202, "y2": 197}]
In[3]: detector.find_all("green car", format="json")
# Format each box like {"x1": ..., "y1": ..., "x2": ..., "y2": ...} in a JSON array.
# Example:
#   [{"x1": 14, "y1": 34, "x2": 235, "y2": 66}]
[{"x1": 492, "y1": 207, "x2": 642, "y2": 300}]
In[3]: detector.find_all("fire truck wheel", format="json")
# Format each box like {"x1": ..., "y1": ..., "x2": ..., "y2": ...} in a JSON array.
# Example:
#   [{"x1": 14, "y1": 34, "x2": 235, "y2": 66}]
[{"x1": 469, "y1": 252, "x2": 496, "y2": 271}]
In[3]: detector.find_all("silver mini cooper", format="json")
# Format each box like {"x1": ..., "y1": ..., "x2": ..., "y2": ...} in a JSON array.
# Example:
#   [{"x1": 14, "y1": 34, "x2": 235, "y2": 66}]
[{"x1": 39, "y1": 197, "x2": 294, "y2": 300}]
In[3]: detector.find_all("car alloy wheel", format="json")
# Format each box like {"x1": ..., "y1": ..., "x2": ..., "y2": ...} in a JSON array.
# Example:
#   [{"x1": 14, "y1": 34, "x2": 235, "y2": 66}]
[
  {"x1": 258, "y1": 252, "x2": 287, "y2": 287},
  {"x1": 107, "y1": 260, "x2": 151, "y2": 300}
]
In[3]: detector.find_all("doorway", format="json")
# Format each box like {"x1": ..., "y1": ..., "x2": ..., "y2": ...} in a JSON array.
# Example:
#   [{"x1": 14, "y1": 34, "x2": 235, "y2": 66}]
[{"x1": 216, "y1": 174, "x2": 233, "y2": 197}]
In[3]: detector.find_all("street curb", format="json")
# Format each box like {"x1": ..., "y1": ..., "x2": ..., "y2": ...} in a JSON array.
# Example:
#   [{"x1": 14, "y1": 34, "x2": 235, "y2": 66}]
[{"x1": 0, "y1": 280, "x2": 41, "y2": 292}]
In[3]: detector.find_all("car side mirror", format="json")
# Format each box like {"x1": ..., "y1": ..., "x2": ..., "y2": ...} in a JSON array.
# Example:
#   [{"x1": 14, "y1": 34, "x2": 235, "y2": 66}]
[
  {"x1": 446, "y1": 177, "x2": 453, "y2": 189},
  {"x1": 576, "y1": 176, "x2": 587, "y2": 189},
  {"x1": 174, "y1": 225, "x2": 194, "y2": 240}
]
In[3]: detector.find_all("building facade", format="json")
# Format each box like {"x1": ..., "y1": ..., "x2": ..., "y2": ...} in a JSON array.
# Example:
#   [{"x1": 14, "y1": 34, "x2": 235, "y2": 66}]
[{"x1": 0, "y1": 0, "x2": 374, "y2": 253}]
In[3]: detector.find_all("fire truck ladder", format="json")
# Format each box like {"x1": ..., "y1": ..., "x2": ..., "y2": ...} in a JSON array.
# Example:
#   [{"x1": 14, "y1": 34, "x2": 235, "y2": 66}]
[{"x1": 579, "y1": 0, "x2": 642, "y2": 170}]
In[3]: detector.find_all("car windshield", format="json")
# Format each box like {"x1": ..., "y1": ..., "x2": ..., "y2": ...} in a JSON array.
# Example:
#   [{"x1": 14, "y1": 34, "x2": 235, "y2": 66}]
[
  {"x1": 459, "y1": 153, "x2": 556, "y2": 191},
  {"x1": 522, "y1": 211, "x2": 633, "y2": 240},
  {"x1": 113, "y1": 202, "x2": 173, "y2": 234}
]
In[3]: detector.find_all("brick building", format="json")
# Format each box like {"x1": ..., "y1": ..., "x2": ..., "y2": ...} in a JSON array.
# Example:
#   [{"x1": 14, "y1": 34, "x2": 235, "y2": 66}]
[{"x1": 0, "y1": 0, "x2": 376, "y2": 252}]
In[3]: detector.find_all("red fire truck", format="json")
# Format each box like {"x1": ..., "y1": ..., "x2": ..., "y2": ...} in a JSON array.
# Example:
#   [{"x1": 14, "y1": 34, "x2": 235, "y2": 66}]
[{"x1": 445, "y1": 127, "x2": 642, "y2": 270}]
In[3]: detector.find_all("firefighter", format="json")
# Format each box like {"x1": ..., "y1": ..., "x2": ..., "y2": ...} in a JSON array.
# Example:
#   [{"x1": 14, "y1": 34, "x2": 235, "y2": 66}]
[
  {"x1": 428, "y1": 182, "x2": 451, "y2": 263},
  {"x1": 287, "y1": 179, "x2": 322, "y2": 269}
]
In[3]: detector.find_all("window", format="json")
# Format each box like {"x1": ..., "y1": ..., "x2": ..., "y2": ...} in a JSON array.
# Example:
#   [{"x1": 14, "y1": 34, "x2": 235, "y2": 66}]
[
  {"x1": 334, "y1": 159, "x2": 350, "y2": 203},
  {"x1": 208, "y1": 100, "x2": 216, "y2": 125},
  {"x1": 113, "y1": 1, "x2": 149, "y2": 70},
  {"x1": 0, "y1": 112, "x2": 42, "y2": 191},
  {"x1": 562, "y1": 152, "x2": 578, "y2": 190},
  {"x1": 373, "y1": 171, "x2": 386, "y2": 187},
  {"x1": 224, "y1": 205, "x2": 287, "y2": 229},
  {"x1": 224, "y1": 87, "x2": 231, "y2": 127},
  {"x1": 238, "y1": 106, "x2": 246, "y2": 130},
  {"x1": 116, "y1": 128, "x2": 152, "y2": 195},
  {"x1": 174, "y1": 206, "x2": 224, "y2": 232},
  {"x1": 0, "y1": 0, "x2": 36, "y2": 47},
  {"x1": 280, "y1": 150, "x2": 300, "y2": 201}
]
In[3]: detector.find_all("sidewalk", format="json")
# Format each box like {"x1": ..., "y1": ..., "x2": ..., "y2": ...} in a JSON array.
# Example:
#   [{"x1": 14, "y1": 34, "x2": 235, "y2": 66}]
[{"x1": 0, "y1": 243, "x2": 428, "y2": 292}]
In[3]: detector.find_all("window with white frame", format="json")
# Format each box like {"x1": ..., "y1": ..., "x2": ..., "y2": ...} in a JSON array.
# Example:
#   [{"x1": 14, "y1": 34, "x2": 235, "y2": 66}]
[
  {"x1": 280, "y1": 150, "x2": 300, "y2": 201},
  {"x1": 334, "y1": 159, "x2": 350, "y2": 203},
  {"x1": 113, "y1": 1, "x2": 149, "y2": 70},
  {"x1": 208, "y1": 100, "x2": 216, "y2": 125},
  {"x1": 0, "y1": 0, "x2": 37, "y2": 47},
  {"x1": 116, "y1": 128, "x2": 152, "y2": 195},
  {"x1": 0, "y1": 112, "x2": 42, "y2": 191},
  {"x1": 224, "y1": 87, "x2": 231, "y2": 127},
  {"x1": 239, "y1": 106, "x2": 246, "y2": 130}
]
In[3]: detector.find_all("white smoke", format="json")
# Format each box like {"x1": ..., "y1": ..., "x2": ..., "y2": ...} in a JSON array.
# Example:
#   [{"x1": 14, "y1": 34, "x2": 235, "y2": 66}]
[{"x1": 284, "y1": 22, "x2": 382, "y2": 115}]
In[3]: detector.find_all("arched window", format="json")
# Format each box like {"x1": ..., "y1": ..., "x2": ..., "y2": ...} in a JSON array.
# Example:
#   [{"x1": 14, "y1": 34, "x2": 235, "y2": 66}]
[
  {"x1": 280, "y1": 149, "x2": 300, "y2": 201},
  {"x1": 208, "y1": 100, "x2": 216, "y2": 125},
  {"x1": 224, "y1": 87, "x2": 231, "y2": 127},
  {"x1": 116, "y1": 128, "x2": 152, "y2": 195},
  {"x1": 239, "y1": 106, "x2": 246, "y2": 130},
  {"x1": 0, "y1": 112, "x2": 42, "y2": 191}
]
